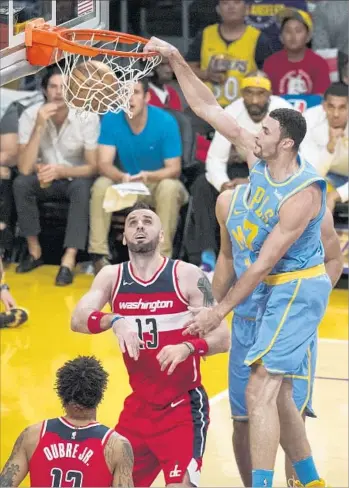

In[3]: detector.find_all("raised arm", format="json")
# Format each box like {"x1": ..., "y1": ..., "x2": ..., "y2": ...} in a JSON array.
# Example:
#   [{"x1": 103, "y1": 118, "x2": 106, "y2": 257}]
[
  {"x1": 0, "y1": 428, "x2": 29, "y2": 487},
  {"x1": 212, "y1": 190, "x2": 237, "y2": 302},
  {"x1": 321, "y1": 208, "x2": 344, "y2": 287},
  {"x1": 144, "y1": 37, "x2": 257, "y2": 168},
  {"x1": 104, "y1": 433, "x2": 134, "y2": 487}
]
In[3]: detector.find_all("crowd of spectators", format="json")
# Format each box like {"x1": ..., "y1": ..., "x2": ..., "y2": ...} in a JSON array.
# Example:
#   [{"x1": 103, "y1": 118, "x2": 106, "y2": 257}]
[{"x1": 0, "y1": 0, "x2": 347, "y2": 284}]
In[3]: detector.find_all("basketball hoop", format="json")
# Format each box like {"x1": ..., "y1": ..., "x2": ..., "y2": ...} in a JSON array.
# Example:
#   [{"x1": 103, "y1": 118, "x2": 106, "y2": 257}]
[{"x1": 25, "y1": 18, "x2": 161, "y2": 116}]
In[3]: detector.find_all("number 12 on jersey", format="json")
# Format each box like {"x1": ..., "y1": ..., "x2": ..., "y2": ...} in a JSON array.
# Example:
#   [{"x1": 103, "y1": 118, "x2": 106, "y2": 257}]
[{"x1": 136, "y1": 318, "x2": 159, "y2": 349}]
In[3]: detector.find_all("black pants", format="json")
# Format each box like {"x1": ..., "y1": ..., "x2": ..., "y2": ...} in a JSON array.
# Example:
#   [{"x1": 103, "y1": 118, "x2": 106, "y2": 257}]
[
  {"x1": 187, "y1": 163, "x2": 249, "y2": 265},
  {"x1": 0, "y1": 169, "x2": 16, "y2": 252},
  {"x1": 13, "y1": 174, "x2": 93, "y2": 251}
]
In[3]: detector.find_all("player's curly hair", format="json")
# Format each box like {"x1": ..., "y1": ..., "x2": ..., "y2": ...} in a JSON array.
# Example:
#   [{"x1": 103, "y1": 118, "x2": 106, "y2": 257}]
[{"x1": 55, "y1": 356, "x2": 109, "y2": 409}]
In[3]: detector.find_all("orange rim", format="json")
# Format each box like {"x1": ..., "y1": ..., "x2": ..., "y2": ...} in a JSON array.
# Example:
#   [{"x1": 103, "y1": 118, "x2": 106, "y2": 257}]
[{"x1": 25, "y1": 18, "x2": 158, "y2": 66}]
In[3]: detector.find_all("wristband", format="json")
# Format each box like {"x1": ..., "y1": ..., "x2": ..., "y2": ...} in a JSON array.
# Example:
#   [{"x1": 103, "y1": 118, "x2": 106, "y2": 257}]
[
  {"x1": 87, "y1": 311, "x2": 107, "y2": 334},
  {"x1": 186, "y1": 338, "x2": 209, "y2": 356},
  {"x1": 110, "y1": 316, "x2": 124, "y2": 327}
]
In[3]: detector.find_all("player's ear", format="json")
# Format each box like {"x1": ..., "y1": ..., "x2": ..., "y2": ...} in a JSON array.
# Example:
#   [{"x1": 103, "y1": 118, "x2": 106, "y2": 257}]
[
  {"x1": 159, "y1": 229, "x2": 164, "y2": 244},
  {"x1": 145, "y1": 90, "x2": 151, "y2": 103},
  {"x1": 281, "y1": 138, "x2": 294, "y2": 151}
]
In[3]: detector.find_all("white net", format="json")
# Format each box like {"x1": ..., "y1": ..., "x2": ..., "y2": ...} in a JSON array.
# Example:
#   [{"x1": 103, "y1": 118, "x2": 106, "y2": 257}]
[{"x1": 55, "y1": 32, "x2": 161, "y2": 117}]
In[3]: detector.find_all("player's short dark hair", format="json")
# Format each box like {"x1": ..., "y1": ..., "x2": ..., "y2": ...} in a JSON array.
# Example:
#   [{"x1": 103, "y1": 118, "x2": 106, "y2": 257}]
[
  {"x1": 55, "y1": 356, "x2": 108, "y2": 409},
  {"x1": 126, "y1": 202, "x2": 155, "y2": 217},
  {"x1": 269, "y1": 108, "x2": 307, "y2": 151},
  {"x1": 324, "y1": 82, "x2": 348, "y2": 100}
]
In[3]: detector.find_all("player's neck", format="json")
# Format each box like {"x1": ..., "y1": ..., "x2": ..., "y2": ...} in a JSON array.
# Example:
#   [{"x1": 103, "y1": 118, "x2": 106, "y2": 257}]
[
  {"x1": 129, "y1": 252, "x2": 164, "y2": 281},
  {"x1": 266, "y1": 153, "x2": 299, "y2": 182},
  {"x1": 63, "y1": 408, "x2": 97, "y2": 426},
  {"x1": 286, "y1": 47, "x2": 307, "y2": 62}
]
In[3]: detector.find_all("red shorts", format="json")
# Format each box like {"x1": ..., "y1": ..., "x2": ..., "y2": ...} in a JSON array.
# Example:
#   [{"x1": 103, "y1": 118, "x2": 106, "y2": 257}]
[{"x1": 115, "y1": 386, "x2": 210, "y2": 487}]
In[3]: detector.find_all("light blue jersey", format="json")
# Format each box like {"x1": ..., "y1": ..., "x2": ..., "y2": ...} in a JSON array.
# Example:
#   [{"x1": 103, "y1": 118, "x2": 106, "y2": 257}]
[
  {"x1": 225, "y1": 185, "x2": 317, "y2": 419},
  {"x1": 226, "y1": 184, "x2": 257, "y2": 319},
  {"x1": 246, "y1": 154, "x2": 327, "y2": 275}
]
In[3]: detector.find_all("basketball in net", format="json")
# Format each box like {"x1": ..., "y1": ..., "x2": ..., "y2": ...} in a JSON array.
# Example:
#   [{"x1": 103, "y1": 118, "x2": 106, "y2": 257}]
[
  {"x1": 24, "y1": 19, "x2": 161, "y2": 116},
  {"x1": 66, "y1": 60, "x2": 118, "y2": 114}
]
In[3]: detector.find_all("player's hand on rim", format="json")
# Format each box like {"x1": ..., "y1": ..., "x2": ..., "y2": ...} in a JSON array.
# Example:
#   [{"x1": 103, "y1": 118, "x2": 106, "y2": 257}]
[
  {"x1": 183, "y1": 306, "x2": 221, "y2": 337},
  {"x1": 143, "y1": 36, "x2": 177, "y2": 58},
  {"x1": 156, "y1": 343, "x2": 191, "y2": 375},
  {"x1": 112, "y1": 317, "x2": 144, "y2": 360}
]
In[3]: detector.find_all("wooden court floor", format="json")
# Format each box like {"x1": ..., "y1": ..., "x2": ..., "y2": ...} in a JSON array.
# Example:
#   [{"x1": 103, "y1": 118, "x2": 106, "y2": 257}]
[{"x1": 0, "y1": 265, "x2": 348, "y2": 487}]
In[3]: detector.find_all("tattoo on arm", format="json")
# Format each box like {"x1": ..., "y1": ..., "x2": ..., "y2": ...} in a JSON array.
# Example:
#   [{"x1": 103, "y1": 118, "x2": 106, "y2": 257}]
[
  {"x1": 197, "y1": 274, "x2": 215, "y2": 307},
  {"x1": 0, "y1": 429, "x2": 27, "y2": 487},
  {"x1": 107, "y1": 433, "x2": 134, "y2": 487}
]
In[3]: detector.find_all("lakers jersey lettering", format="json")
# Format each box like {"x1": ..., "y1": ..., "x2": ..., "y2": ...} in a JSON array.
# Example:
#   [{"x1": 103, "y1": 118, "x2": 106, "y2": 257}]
[
  {"x1": 200, "y1": 24, "x2": 259, "y2": 107},
  {"x1": 226, "y1": 185, "x2": 257, "y2": 318},
  {"x1": 246, "y1": 156, "x2": 327, "y2": 274}
]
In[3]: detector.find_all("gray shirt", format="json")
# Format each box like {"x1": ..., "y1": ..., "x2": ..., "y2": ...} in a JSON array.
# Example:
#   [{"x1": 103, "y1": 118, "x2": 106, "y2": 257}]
[
  {"x1": 312, "y1": 1, "x2": 349, "y2": 55},
  {"x1": 18, "y1": 102, "x2": 100, "y2": 167}
]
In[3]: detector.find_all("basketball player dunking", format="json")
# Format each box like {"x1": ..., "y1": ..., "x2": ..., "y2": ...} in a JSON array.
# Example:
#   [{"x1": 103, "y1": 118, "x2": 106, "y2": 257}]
[
  {"x1": 143, "y1": 38, "x2": 344, "y2": 487},
  {"x1": 71, "y1": 203, "x2": 230, "y2": 487},
  {"x1": 0, "y1": 356, "x2": 134, "y2": 487}
]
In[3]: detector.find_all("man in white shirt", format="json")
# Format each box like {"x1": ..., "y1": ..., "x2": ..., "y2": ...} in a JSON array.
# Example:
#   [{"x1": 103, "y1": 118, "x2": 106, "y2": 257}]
[
  {"x1": 13, "y1": 68, "x2": 100, "y2": 286},
  {"x1": 188, "y1": 72, "x2": 292, "y2": 265},
  {"x1": 300, "y1": 82, "x2": 348, "y2": 212}
]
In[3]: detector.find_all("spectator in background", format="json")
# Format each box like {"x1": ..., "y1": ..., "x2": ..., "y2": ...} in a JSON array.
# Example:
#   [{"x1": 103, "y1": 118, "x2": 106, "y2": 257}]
[
  {"x1": 263, "y1": 8, "x2": 331, "y2": 95},
  {"x1": 148, "y1": 58, "x2": 183, "y2": 111},
  {"x1": 301, "y1": 82, "x2": 348, "y2": 212},
  {"x1": 13, "y1": 68, "x2": 99, "y2": 286},
  {"x1": 245, "y1": 0, "x2": 308, "y2": 52},
  {"x1": 312, "y1": 1, "x2": 348, "y2": 58},
  {"x1": 187, "y1": 71, "x2": 292, "y2": 266},
  {"x1": 0, "y1": 91, "x2": 42, "y2": 255},
  {"x1": 89, "y1": 79, "x2": 187, "y2": 274},
  {"x1": 186, "y1": 0, "x2": 272, "y2": 109}
]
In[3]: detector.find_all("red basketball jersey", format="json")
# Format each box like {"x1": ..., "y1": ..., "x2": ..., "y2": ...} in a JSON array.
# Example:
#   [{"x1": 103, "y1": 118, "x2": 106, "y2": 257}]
[
  {"x1": 29, "y1": 417, "x2": 114, "y2": 487},
  {"x1": 111, "y1": 258, "x2": 202, "y2": 407}
]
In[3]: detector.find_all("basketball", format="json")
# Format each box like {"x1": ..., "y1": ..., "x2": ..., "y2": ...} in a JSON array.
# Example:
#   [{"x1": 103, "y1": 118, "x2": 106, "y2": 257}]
[{"x1": 66, "y1": 60, "x2": 118, "y2": 113}]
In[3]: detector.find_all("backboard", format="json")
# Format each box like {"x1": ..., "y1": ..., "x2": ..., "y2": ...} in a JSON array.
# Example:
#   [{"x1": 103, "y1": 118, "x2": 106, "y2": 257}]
[{"x1": 0, "y1": 0, "x2": 109, "y2": 86}]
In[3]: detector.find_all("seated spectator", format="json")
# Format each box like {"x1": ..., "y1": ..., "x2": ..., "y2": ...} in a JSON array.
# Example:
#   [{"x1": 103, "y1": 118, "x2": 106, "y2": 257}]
[
  {"x1": 263, "y1": 8, "x2": 331, "y2": 95},
  {"x1": 246, "y1": 0, "x2": 309, "y2": 52},
  {"x1": 301, "y1": 82, "x2": 348, "y2": 212},
  {"x1": 0, "y1": 91, "x2": 43, "y2": 255},
  {"x1": 13, "y1": 67, "x2": 99, "y2": 286},
  {"x1": 186, "y1": 0, "x2": 272, "y2": 109},
  {"x1": 89, "y1": 79, "x2": 187, "y2": 274},
  {"x1": 187, "y1": 71, "x2": 292, "y2": 265},
  {"x1": 148, "y1": 58, "x2": 183, "y2": 111}
]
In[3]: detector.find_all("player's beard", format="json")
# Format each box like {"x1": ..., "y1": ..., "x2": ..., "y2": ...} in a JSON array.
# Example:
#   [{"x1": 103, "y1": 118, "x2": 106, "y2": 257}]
[{"x1": 127, "y1": 235, "x2": 160, "y2": 254}]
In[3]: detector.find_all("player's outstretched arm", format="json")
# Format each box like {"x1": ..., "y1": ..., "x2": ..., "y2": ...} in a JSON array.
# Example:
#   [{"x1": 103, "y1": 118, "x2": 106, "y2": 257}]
[
  {"x1": 144, "y1": 38, "x2": 257, "y2": 168},
  {"x1": 104, "y1": 433, "x2": 134, "y2": 487},
  {"x1": 0, "y1": 428, "x2": 29, "y2": 487},
  {"x1": 321, "y1": 208, "x2": 344, "y2": 287},
  {"x1": 213, "y1": 191, "x2": 237, "y2": 302},
  {"x1": 185, "y1": 185, "x2": 322, "y2": 335}
]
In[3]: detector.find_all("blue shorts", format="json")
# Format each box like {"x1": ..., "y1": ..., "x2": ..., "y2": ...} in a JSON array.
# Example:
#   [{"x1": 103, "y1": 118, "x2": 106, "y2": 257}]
[
  {"x1": 244, "y1": 273, "x2": 331, "y2": 375},
  {"x1": 229, "y1": 314, "x2": 317, "y2": 421}
]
